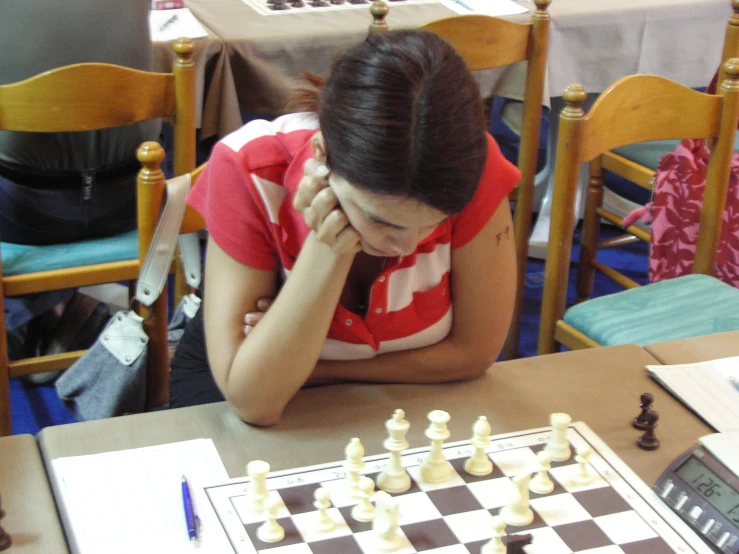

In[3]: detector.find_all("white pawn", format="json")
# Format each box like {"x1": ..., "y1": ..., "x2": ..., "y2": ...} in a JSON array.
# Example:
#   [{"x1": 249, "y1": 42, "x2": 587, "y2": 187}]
[
  {"x1": 529, "y1": 450, "x2": 554, "y2": 494},
  {"x1": 545, "y1": 413, "x2": 572, "y2": 462},
  {"x1": 500, "y1": 472, "x2": 534, "y2": 527},
  {"x1": 465, "y1": 416, "x2": 493, "y2": 476},
  {"x1": 480, "y1": 515, "x2": 506, "y2": 554},
  {"x1": 246, "y1": 460, "x2": 270, "y2": 514},
  {"x1": 377, "y1": 409, "x2": 412, "y2": 494},
  {"x1": 351, "y1": 476, "x2": 376, "y2": 522},
  {"x1": 572, "y1": 444, "x2": 594, "y2": 486},
  {"x1": 344, "y1": 438, "x2": 365, "y2": 499},
  {"x1": 257, "y1": 495, "x2": 285, "y2": 543},
  {"x1": 372, "y1": 491, "x2": 403, "y2": 552},
  {"x1": 313, "y1": 487, "x2": 336, "y2": 532},
  {"x1": 419, "y1": 410, "x2": 453, "y2": 483}
]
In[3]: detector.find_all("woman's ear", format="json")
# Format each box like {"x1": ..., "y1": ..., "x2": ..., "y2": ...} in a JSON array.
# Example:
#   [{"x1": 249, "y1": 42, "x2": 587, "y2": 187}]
[{"x1": 311, "y1": 131, "x2": 328, "y2": 164}]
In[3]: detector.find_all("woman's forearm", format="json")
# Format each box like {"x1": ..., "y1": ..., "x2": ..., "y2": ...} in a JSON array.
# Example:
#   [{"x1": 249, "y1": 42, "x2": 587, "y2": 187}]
[
  {"x1": 308, "y1": 333, "x2": 498, "y2": 387},
  {"x1": 222, "y1": 232, "x2": 355, "y2": 425}
]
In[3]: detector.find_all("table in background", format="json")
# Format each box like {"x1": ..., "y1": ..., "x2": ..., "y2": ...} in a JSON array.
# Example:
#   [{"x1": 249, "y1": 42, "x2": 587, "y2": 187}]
[
  {"x1": 183, "y1": 0, "x2": 729, "y2": 260},
  {"x1": 38, "y1": 343, "x2": 709, "y2": 490},
  {"x1": 0, "y1": 435, "x2": 68, "y2": 553},
  {"x1": 645, "y1": 330, "x2": 739, "y2": 365},
  {"x1": 152, "y1": 28, "x2": 242, "y2": 140}
]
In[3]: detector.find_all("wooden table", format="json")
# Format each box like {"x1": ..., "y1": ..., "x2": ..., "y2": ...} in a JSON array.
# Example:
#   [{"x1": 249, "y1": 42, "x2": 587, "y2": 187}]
[
  {"x1": 38, "y1": 344, "x2": 710, "y2": 489},
  {"x1": 0, "y1": 435, "x2": 68, "y2": 553},
  {"x1": 645, "y1": 330, "x2": 739, "y2": 365}
]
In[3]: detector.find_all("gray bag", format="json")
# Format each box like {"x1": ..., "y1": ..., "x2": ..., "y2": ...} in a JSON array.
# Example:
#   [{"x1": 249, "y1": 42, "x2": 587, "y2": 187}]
[{"x1": 56, "y1": 174, "x2": 201, "y2": 420}]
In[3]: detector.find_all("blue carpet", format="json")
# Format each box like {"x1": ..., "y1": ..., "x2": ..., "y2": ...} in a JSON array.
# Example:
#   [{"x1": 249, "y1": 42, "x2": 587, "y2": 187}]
[{"x1": 7, "y1": 104, "x2": 651, "y2": 435}]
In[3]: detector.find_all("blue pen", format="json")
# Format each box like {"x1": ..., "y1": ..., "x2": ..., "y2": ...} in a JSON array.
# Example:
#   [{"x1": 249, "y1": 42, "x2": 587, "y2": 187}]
[{"x1": 181, "y1": 476, "x2": 198, "y2": 542}]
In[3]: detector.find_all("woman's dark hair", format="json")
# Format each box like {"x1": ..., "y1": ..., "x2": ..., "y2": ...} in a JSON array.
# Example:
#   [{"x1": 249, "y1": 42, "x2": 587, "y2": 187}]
[{"x1": 287, "y1": 30, "x2": 488, "y2": 215}]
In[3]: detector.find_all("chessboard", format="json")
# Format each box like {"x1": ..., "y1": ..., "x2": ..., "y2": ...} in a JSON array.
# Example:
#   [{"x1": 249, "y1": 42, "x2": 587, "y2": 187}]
[
  {"x1": 240, "y1": 0, "x2": 438, "y2": 17},
  {"x1": 204, "y1": 415, "x2": 713, "y2": 554}
]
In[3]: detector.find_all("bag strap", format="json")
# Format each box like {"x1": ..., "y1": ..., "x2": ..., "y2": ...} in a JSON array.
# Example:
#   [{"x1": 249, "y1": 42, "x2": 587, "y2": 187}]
[
  {"x1": 178, "y1": 232, "x2": 201, "y2": 289},
  {"x1": 136, "y1": 173, "x2": 192, "y2": 307}
]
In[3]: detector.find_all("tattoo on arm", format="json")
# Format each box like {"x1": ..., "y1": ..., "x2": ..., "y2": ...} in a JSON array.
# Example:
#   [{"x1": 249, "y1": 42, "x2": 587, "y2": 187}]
[{"x1": 495, "y1": 225, "x2": 511, "y2": 245}]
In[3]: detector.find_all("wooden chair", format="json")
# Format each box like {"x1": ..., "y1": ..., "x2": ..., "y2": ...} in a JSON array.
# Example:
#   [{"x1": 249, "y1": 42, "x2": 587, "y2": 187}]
[
  {"x1": 419, "y1": 3, "x2": 552, "y2": 359},
  {"x1": 538, "y1": 60, "x2": 739, "y2": 355},
  {"x1": 0, "y1": 39, "x2": 196, "y2": 436},
  {"x1": 576, "y1": 0, "x2": 739, "y2": 299},
  {"x1": 136, "y1": 143, "x2": 206, "y2": 407}
]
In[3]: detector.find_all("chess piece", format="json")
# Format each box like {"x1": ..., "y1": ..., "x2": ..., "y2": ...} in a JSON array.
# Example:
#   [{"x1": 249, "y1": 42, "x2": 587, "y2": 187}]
[
  {"x1": 246, "y1": 460, "x2": 271, "y2": 513},
  {"x1": 0, "y1": 494, "x2": 11, "y2": 551},
  {"x1": 529, "y1": 450, "x2": 554, "y2": 494},
  {"x1": 271, "y1": 0, "x2": 289, "y2": 10},
  {"x1": 257, "y1": 495, "x2": 285, "y2": 543},
  {"x1": 330, "y1": 0, "x2": 345, "y2": 5},
  {"x1": 500, "y1": 472, "x2": 534, "y2": 526},
  {"x1": 572, "y1": 445, "x2": 594, "y2": 486},
  {"x1": 544, "y1": 413, "x2": 571, "y2": 462},
  {"x1": 480, "y1": 515, "x2": 506, "y2": 554},
  {"x1": 636, "y1": 410, "x2": 661, "y2": 451},
  {"x1": 632, "y1": 392, "x2": 655, "y2": 431},
  {"x1": 377, "y1": 409, "x2": 412, "y2": 493},
  {"x1": 419, "y1": 410, "x2": 453, "y2": 483},
  {"x1": 311, "y1": 0, "x2": 329, "y2": 7},
  {"x1": 505, "y1": 533, "x2": 533, "y2": 553},
  {"x1": 313, "y1": 487, "x2": 336, "y2": 532},
  {"x1": 290, "y1": 0, "x2": 305, "y2": 6},
  {"x1": 344, "y1": 437, "x2": 365, "y2": 498},
  {"x1": 351, "y1": 476, "x2": 376, "y2": 522},
  {"x1": 372, "y1": 491, "x2": 403, "y2": 552},
  {"x1": 465, "y1": 416, "x2": 493, "y2": 476}
]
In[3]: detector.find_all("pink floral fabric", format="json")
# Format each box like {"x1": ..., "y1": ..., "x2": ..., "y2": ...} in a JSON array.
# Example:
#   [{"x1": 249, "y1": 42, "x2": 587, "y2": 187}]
[{"x1": 649, "y1": 138, "x2": 739, "y2": 287}]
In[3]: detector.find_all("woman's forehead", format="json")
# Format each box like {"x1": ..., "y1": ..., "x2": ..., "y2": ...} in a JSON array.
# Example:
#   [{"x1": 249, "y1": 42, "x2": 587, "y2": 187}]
[{"x1": 330, "y1": 173, "x2": 447, "y2": 227}]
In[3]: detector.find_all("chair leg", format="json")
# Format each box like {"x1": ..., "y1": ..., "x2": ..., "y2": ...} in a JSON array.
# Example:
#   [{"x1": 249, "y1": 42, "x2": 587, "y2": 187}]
[
  {"x1": 576, "y1": 157, "x2": 604, "y2": 303},
  {"x1": 143, "y1": 287, "x2": 170, "y2": 410},
  {"x1": 0, "y1": 282, "x2": 12, "y2": 436}
]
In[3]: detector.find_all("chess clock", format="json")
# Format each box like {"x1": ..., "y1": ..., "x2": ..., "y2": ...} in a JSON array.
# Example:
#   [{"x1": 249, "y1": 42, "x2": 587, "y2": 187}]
[{"x1": 654, "y1": 433, "x2": 739, "y2": 553}]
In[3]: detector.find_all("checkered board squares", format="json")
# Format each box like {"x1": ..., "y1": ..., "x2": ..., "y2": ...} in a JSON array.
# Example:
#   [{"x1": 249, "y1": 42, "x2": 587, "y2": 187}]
[{"x1": 204, "y1": 422, "x2": 712, "y2": 554}]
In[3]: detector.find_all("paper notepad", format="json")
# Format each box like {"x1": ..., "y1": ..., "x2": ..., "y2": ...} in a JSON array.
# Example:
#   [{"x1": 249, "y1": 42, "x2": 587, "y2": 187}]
[
  {"x1": 51, "y1": 439, "x2": 234, "y2": 554},
  {"x1": 647, "y1": 356, "x2": 739, "y2": 433},
  {"x1": 440, "y1": 0, "x2": 528, "y2": 17},
  {"x1": 149, "y1": 8, "x2": 208, "y2": 42}
]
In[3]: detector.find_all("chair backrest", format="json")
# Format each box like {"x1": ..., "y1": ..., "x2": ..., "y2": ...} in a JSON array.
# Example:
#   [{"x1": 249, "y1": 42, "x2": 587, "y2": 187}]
[
  {"x1": 136, "y1": 141, "x2": 205, "y2": 407},
  {"x1": 539, "y1": 60, "x2": 739, "y2": 354},
  {"x1": 419, "y1": 5, "x2": 551, "y2": 358},
  {"x1": 0, "y1": 38, "x2": 196, "y2": 177}
]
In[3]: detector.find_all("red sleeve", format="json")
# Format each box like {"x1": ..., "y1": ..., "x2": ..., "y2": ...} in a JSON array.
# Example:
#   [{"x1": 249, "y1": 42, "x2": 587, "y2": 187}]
[
  {"x1": 186, "y1": 142, "x2": 279, "y2": 270},
  {"x1": 451, "y1": 133, "x2": 520, "y2": 249}
]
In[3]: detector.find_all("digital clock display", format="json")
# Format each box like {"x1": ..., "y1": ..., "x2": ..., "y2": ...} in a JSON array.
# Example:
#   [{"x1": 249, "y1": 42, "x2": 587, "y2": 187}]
[{"x1": 676, "y1": 456, "x2": 739, "y2": 524}]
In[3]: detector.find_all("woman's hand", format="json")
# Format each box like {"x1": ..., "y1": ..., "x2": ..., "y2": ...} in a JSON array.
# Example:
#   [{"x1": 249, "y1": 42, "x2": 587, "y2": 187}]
[
  {"x1": 243, "y1": 297, "x2": 273, "y2": 336},
  {"x1": 293, "y1": 159, "x2": 361, "y2": 255}
]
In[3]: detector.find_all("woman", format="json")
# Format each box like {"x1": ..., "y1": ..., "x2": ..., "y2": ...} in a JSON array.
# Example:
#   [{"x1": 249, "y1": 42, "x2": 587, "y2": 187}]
[{"x1": 170, "y1": 30, "x2": 519, "y2": 425}]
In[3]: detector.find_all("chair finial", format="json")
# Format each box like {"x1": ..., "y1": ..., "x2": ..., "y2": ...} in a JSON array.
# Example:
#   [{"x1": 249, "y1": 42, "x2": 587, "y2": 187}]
[
  {"x1": 534, "y1": 0, "x2": 551, "y2": 13},
  {"x1": 724, "y1": 57, "x2": 739, "y2": 80},
  {"x1": 732, "y1": 0, "x2": 739, "y2": 16},
  {"x1": 173, "y1": 37, "x2": 194, "y2": 56},
  {"x1": 562, "y1": 84, "x2": 587, "y2": 118},
  {"x1": 368, "y1": 0, "x2": 389, "y2": 36},
  {"x1": 137, "y1": 141, "x2": 166, "y2": 173}
]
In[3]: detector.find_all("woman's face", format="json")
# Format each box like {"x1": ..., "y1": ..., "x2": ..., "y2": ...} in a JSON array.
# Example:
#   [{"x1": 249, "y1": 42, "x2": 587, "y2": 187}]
[{"x1": 328, "y1": 173, "x2": 448, "y2": 257}]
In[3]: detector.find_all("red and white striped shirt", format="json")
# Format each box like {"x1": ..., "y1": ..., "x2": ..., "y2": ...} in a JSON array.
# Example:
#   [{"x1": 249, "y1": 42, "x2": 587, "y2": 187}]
[{"x1": 188, "y1": 113, "x2": 519, "y2": 360}]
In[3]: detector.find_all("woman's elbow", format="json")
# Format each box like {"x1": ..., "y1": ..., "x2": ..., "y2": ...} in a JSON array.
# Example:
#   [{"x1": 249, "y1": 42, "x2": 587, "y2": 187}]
[
  {"x1": 449, "y1": 348, "x2": 496, "y2": 381},
  {"x1": 230, "y1": 400, "x2": 285, "y2": 427}
]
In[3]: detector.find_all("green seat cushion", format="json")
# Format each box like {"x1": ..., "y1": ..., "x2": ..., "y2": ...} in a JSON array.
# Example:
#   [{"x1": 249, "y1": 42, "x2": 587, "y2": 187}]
[
  {"x1": 2, "y1": 230, "x2": 138, "y2": 277},
  {"x1": 611, "y1": 133, "x2": 739, "y2": 170},
  {"x1": 562, "y1": 274, "x2": 739, "y2": 347}
]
